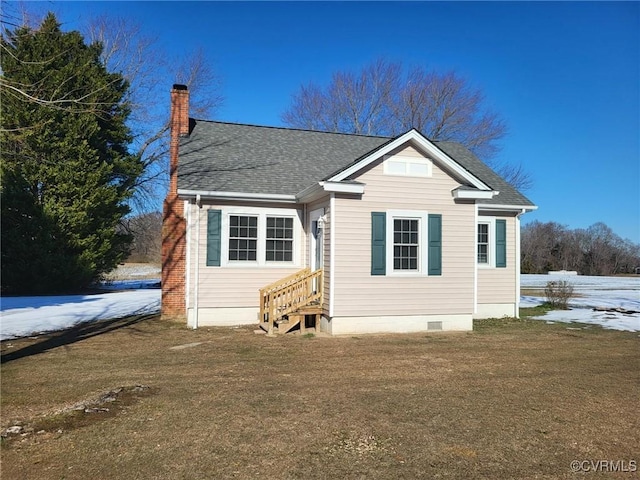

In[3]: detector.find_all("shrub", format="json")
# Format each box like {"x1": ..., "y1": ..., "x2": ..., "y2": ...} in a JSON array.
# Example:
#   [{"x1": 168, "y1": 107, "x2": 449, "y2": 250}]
[{"x1": 544, "y1": 280, "x2": 574, "y2": 309}]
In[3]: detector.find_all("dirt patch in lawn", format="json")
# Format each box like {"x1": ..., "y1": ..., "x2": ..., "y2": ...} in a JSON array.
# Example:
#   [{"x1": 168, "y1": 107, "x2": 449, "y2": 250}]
[
  {"x1": 1, "y1": 385, "x2": 154, "y2": 445},
  {"x1": 1, "y1": 316, "x2": 638, "y2": 479}
]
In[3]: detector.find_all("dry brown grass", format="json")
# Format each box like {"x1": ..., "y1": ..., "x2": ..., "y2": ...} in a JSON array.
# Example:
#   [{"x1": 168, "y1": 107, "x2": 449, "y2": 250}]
[{"x1": 1, "y1": 317, "x2": 638, "y2": 479}]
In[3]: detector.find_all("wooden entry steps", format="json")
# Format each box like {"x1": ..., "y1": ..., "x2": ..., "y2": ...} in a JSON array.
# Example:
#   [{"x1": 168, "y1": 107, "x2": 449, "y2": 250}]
[
  {"x1": 260, "y1": 305, "x2": 322, "y2": 335},
  {"x1": 259, "y1": 268, "x2": 323, "y2": 336}
]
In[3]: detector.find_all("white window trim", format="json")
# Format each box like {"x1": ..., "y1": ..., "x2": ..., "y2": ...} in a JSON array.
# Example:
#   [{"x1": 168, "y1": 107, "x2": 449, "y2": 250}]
[
  {"x1": 383, "y1": 154, "x2": 432, "y2": 178},
  {"x1": 477, "y1": 216, "x2": 496, "y2": 268},
  {"x1": 385, "y1": 210, "x2": 429, "y2": 276},
  {"x1": 220, "y1": 206, "x2": 303, "y2": 268}
]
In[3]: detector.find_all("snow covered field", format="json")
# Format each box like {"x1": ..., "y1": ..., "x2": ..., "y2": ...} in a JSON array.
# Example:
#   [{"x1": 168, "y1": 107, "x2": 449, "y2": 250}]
[
  {"x1": 1, "y1": 274, "x2": 637, "y2": 341},
  {"x1": 0, "y1": 280, "x2": 160, "y2": 341},
  {"x1": 522, "y1": 274, "x2": 640, "y2": 332}
]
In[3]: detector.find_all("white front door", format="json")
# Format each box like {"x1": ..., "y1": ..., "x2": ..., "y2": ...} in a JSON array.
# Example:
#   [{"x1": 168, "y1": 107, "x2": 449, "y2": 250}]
[{"x1": 309, "y1": 208, "x2": 324, "y2": 272}]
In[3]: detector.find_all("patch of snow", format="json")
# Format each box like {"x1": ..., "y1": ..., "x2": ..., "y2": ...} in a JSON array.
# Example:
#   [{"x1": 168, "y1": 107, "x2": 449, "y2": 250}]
[
  {"x1": 0, "y1": 289, "x2": 160, "y2": 341},
  {"x1": 521, "y1": 274, "x2": 640, "y2": 332},
  {"x1": 102, "y1": 279, "x2": 160, "y2": 290},
  {"x1": 521, "y1": 274, "x2": 640, "y2": 291},
  {"x1": 537, "y1": 308, "x2": 639, "y2": 332},
  {"x1": 520, "y1": 296, "x2": 544, "y2": 308}
]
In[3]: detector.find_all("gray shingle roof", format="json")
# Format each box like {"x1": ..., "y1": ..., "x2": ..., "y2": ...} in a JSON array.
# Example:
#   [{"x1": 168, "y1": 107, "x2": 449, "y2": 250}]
[
  {"x1": 178, "y1": 120, "x2": 534, "y2": 207},
  {"x1": 178, "y1": 121, "x2": 390, "y2": 196}
]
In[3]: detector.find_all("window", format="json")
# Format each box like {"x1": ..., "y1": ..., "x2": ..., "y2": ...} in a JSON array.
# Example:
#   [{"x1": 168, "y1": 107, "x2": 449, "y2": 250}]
[
  {"x1": 228, "y1": 215, "x2": 258, "y2": 261},
  {"x1": 476, "y1": 218, "x2": 507, "y2": 268},
  {"x1": 477, "y1": 223, "x2": 489, "y2": 264},
  {"x1": 207, "y1": 207, "x2": 301, "y2": 267},
  {"x1": 393, "y1": 218, "x2": 419, "y2": 270},
  {"x1": 383, "y1": 155, "x2": 432, "y2": 177},
  {"x1": 371, "y1": 210, "x2": 441, "y2": 276},
  {"x1": 266, "y1": 217, "x2": 293, "y2": 262}
]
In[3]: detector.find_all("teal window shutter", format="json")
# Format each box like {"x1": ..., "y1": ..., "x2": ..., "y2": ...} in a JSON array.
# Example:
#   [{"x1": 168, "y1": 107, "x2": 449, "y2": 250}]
[
  {"x1": 428, "y1": 214, "x2": 442, "y2": 275},
  {"x1": 496, "y1": 219, "x2": 507, "y2": 268},
  {"x1": 206, "y1": 210, "x2": 222, "y2": 266},
  {"x1": 371, "y1": 212, "x2": 386, "y2": 275}
]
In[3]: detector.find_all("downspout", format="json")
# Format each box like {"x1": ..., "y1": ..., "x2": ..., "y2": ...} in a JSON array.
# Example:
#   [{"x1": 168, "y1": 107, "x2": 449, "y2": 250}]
[
  {"x1": 329, "y1": 193, "x2": 335, "y2": 318},
  {"x1": 194, "y1": 194, "x2": 202, "y2": 329},
  {"x1": 185, "y1": 201, "x2": 192, "y2": 316},
  {"x1": 515, "y1": 208, "x2": 526, "y2": 318},
  {"x1": 303, "y1": 203, "x2": 307, "y2": 267}
]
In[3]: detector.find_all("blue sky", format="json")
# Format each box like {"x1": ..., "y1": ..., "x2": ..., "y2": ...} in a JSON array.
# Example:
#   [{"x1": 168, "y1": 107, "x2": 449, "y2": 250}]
[{"x1": 19, "y1": 1, "x2": 640, "y2": 243}]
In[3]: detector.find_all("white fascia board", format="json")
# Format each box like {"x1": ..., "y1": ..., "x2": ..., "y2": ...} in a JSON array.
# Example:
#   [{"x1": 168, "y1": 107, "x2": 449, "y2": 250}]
[
  {"x1": 453, "y1": 189, "x2": 498, "y2": 200},
  {"x1": 177, "y1": 189, "x2": 297, "y2": 204},
  {"x1": 296, "y1": 181, "x2": 365, "y2": 203},
  {"x1": 477, "y1": 203, "x2": 538, "y2": 212},
  {"x1": 328, "y1": 129, "x2": 491, "y2": 190},
  {"x1": 319, "y1": 181, "x2": 365, "y2": 194}
]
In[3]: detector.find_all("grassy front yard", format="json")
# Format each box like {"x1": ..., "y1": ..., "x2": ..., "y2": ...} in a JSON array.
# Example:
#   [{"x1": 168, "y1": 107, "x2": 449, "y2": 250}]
[{"x1": 1, "y1": 316, "x2": 638, "y2": 479}]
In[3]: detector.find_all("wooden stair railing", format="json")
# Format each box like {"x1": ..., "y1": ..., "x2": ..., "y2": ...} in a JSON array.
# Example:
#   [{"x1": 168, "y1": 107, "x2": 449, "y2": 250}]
[{"x1": 259, "y1": 268, "x2": 323, "y2": 335}]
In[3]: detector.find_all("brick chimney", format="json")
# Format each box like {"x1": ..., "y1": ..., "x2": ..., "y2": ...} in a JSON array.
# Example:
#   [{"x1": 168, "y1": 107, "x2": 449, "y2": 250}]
[
  {"x1": 161, "y1": 84, "x2": 190, "y2": 319},
  {"x1": 168, "y1": 84, "x2": 189, "y2": 196}
]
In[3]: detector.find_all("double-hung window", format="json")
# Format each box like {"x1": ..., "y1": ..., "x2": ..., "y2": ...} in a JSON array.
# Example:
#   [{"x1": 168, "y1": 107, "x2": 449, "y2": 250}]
[
  {"x1": 393, "y1": 218, "x2": 420, "y2": 271},
  {"x1": 477, "y1": 222, "x2": 490, "y2": 265},
  {"x1": 266, "y1": 217, "x2": 293, "y2": 262},
  {"x1": 229, "y1": 215, "x2": 258, "y2": 261},
  {"x1": 477, "y1": 217, "x2": 507, "y2": 268}
]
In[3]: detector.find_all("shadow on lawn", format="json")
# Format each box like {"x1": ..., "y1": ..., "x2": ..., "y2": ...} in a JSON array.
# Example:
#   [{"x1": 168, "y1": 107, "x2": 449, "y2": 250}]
[{"x1": 0, "y1": 314, "x2": 156, "y2": 364}]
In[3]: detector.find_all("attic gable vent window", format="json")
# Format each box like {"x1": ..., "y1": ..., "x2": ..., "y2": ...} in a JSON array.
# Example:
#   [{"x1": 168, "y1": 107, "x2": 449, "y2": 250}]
[{"x1": 383, "y1": 155, "x2": 432, "y2": 177}]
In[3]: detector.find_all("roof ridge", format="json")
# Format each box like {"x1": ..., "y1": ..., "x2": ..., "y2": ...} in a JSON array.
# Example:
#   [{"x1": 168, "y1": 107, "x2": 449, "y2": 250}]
[{"x1": 189, "y1": 118, "x2": 393, "y2": 140}]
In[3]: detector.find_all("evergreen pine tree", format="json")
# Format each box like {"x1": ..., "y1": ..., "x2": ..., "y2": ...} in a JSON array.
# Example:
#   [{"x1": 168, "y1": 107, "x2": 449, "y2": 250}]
[{"x1": 1, "y1": 13, "x2": 143, "y2": 293}]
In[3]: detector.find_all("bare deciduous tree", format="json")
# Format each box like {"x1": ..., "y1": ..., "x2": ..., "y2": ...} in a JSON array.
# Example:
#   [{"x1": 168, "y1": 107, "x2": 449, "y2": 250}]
[
  {"x1": 392, "y1": 68, "x2": 506, "y2": 159},
  {"x1": 281, "y1": 58, "x2": 527, "y2": 189},
  {"x1": 121, "y1": 211, "x2": 163, "y2": 263},
  {"x1": 86, "y1": 15, "x2": 223, "y2": 211},
  {"x1": 283, "y1": 59, "x2": 400, "y2": 135}
]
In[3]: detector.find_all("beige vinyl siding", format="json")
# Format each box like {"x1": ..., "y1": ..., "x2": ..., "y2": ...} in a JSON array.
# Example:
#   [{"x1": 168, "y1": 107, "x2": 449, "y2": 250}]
[
  {"x1": 333, "y1": 144, "x2": 476, "y2": 317},
  {"x1": 477, "y1": 215, "x2": 517, "y2": 304},
  {"x1": 187, "y1": 201, "x2": 304, "y2": 309}
]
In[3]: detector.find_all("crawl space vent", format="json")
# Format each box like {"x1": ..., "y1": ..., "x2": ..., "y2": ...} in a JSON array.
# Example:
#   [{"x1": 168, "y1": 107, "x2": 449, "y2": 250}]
[{"x1": 427, "y1": 321, "x2": 443, "y2": 331}]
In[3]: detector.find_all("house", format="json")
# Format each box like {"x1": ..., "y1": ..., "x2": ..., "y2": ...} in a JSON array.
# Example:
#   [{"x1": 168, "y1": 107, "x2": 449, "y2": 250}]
[{"x1": 161, "y1": 84, "x2": 537, "y2": 335}]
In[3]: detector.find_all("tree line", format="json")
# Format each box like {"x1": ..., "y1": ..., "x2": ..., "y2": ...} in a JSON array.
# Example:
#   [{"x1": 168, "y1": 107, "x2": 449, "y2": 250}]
[{"x1": 521, "y1": 221, "x2": 640, "y2": 276}]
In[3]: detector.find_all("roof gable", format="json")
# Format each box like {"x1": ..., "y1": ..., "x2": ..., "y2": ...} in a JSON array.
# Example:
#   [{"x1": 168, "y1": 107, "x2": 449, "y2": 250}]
[{"x1": 326, "y1": 129, "x2": 490, "y2": 190}]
